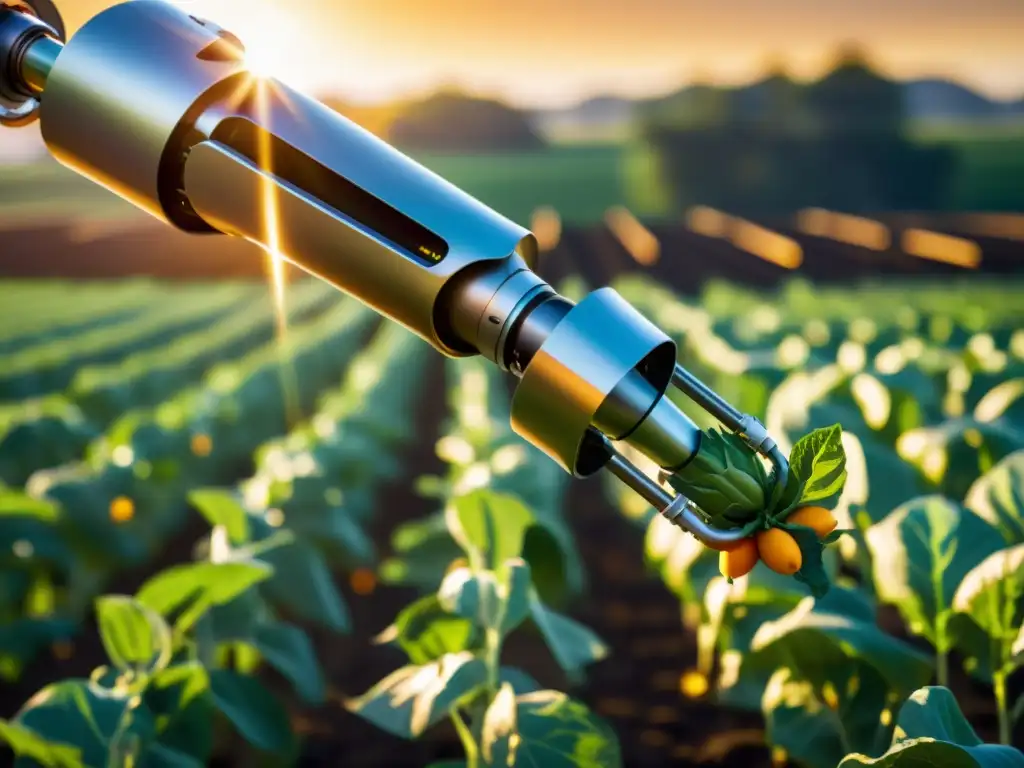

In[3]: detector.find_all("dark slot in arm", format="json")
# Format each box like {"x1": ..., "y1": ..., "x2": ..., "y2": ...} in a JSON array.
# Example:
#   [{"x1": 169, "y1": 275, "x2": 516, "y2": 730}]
[{"x1": 211, "y1": 116, "x2": 449, "y2": 265}]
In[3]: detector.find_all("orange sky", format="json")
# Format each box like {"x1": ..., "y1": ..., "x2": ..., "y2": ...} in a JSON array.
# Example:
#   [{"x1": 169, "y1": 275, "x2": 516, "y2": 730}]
[{"x1": 64, "y1": 0, "x2": 1024, "y2": 106}]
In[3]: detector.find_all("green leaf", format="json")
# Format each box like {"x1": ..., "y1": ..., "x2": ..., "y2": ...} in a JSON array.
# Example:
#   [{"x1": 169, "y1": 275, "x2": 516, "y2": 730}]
[
  {"x1": 140, "y1": 742, "x2": 207, "y2": 768},
  {"x1": 951, "y1": 543, "x2": 1024, "y2": 670},
  {"x1": 762, "y1": 665, "x2": 892, "y2": 768},
  {"x1": 788, "y1": 423, "x2": 848, "y2": 511},
  {"x1": 480, "y1": 683, "x2": 517, "y2": 767},
  {"x1": 253, "y1": 622, "x2": 326, "y2": 705},
  {"x1": 96, "y1": 595, "x2": 173, "y2": 677},
  {"x1": 865, "y1": 497, "x2": 1005, "y2": 646},
  {"x1": 838, "y1": 686, "x2": 1024, "y2": 767},
  {"x1": 965, "y1": 451, "x2": 1024, "y2": 545},
  {"x1": 136, "y1": 561, "x2": 273, "y2": 635},
  {"x1": 898, "y1": 419, "x2": 1024, "y2": 502},
  {"x1": 498, "y1": 667, "x2": 542, "y2": 695},
  {"x1": 260, "y1": 536, "x2": 350, "y2": 632},
  {"x1": 666, "y1": 429, "x2": 767, "y2": 523},
  {"x1": 144, "y1": 663, "x2": 213, "y2": 764},
  {"x1": 777, "y1": 522, "x2": 837, "y2": 598},
  {"x1": 750, "y1": 597, "x2": 933, "y2": 698},
  {"x1": 188, "y1": 489, "x2": 250, "y2": 542},
  {"x1": 0, "y1": 492, "x2": 59, "y2": 522},
  {"x1": 388, "y1": 596, "x2": 475, "y2": 664},
  {"x1": 208, "y1": 669, "x2": 293, "y2": 754},
  {"x1": 445, "y1": 490, "x2": 534, "y2": 575},
  {"x1": 438, "y1": 567, "x2": 502, "y2": 629},
  {"x1": 14, "y1": 680, "x2": 153, "y2": 768},
  {"x1": 528, "y1": 593, "x2": 608, "y2": 682},
  {"x1": 0, "y1": 720, "x2": 81, "y2": 768},
  {"x1": 502, "y1": 559, "x2": 532, "y2": 634},
  {"x1": 509, "y1": 690, "x2": 623, "y2": 768},
  {"x1": 346, "y1": 652, "x2": 488, "y2": 738}
]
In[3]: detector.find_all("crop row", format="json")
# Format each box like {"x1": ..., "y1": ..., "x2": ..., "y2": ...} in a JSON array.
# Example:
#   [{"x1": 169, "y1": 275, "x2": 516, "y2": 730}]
[{"x1": 2, "y1": 273, "x2": 1024, "y2": 767}]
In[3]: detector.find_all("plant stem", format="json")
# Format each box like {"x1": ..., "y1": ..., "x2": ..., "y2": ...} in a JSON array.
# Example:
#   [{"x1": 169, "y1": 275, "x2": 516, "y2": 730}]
[
  {"x1": 936, "y1": 649, "x2": 948, "y2": 688},
  {"x1": 451, "y1": 708, "x2": 480, "y2": 768},
  {"x1": 994, "y1": 670, "x2": 1011, "y2": 746},
  {"x1": 484, "y1": 627, "x2": 502, "y2": 695}
]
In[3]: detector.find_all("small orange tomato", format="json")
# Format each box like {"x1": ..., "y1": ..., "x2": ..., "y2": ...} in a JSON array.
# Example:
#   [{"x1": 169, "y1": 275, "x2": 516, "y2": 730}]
[
  {"x1": 786, "y1": 506, "x2": 838, "y2": 538},
  {"x1": 719, "y1": 537, "x2": 759, "y2": 579}
]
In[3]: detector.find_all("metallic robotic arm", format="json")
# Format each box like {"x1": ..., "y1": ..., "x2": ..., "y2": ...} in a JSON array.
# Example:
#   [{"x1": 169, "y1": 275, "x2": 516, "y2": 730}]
[{"x1": 0, "y1": 0, "x2": 788, "y2": 546}]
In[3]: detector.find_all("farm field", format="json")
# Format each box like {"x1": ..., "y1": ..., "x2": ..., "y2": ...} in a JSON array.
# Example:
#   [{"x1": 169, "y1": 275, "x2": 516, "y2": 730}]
[
  {"x1": 1, "y1": 201, "x2": 1024, "y2": 767},
  {"x1": 3, "y1": 123, "x2": 1024, "y2": 229}
]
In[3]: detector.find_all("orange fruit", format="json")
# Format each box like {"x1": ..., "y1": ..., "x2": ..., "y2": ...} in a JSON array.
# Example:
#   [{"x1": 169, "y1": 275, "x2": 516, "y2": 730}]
[
  {"x1": 719, "y1": 537, "x2": 759, "y2": 579},
  {"x1": 786, "y1": 506, "x2": 838, "y2": 538},
  {"x1": 756, "y1": 528, "x2": 802, "y2": 575}
]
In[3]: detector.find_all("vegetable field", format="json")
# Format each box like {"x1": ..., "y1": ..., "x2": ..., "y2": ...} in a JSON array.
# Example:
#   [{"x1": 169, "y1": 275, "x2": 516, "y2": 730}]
[{"x1": 1, "y1": 214, "x2": 1024, "y2": 767}]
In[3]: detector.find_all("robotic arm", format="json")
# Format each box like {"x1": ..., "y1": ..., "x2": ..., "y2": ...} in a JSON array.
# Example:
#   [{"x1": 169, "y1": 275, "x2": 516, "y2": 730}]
[{"x1": 0, "y1": 0, "x2": 788, "y2": 546}]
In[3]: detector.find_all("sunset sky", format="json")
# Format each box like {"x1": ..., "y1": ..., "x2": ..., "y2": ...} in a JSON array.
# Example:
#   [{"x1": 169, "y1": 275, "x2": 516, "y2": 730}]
[{"x1": 56, "y1": 0, "x2": 1024, "y2": 106}]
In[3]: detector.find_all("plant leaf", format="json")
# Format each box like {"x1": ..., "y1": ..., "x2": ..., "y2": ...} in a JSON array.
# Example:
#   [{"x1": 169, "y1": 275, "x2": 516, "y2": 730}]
[
  {"x1": 502, "y1": 559, "x2": 532, "y2": 635},
  {"x1": 865, "y1": 497, "x2": 1005, "y2": 646},
  {"x1": 13, "y1": 680, "x2": 153, "y2": 768},
  {"x1": 136, "y1": 561, "x2": 272, "y2": 635},
  {"x1": 445, "y1": 490, "x2": 534, "y2": 576},
  {"x1": 510, "y1": 690, "x2": 623, "y2": 768},
  {"x1": 0, "y1": 720, "x2": 81, "y2": 768},
  {"x1": 528, "y1": 592, "x2": 608, "y2": 683},
  {"x1": 388, "y1": 596, "x2": 475, "y2": 665},
  {"x1": 188, "y1": 489, "x2": 250, "y2": 543},
  {"x1": 965, "y1": 450, "x2": 1024, "y2": 545},
  {"x1": 762, "y1": 665, "x2": 892, "y2": 768},
  {"x1": 480, "y1": 683, "x2": 517, "y2": 766},
  {"x1": 253, "y1": 622, "x2": 326, "y2": 705},
  {"x1": 438, "y1": 568, "x2": 502, "y2": 629},
  {"x1": 141, "y1": 742, "x2": 207, "y2": 767},
  {"x1": 750, "y1": 597, "x2": 933, "y2": 698},
  {"x1": 96, "y1": 595, "x2": 173, "y2": 678},
  {"x1": 951, "y1": 543, "x2": 1024, "y2": 669},
  {"x1": 787, "y1": 424, "x2": 848, "y2": 512},
  {"x1": 667, "y1": 429, "x2": 766, "y2": 523},
  {"x1": 258, "y1": 535, "x2": 350, "y2": 633},
  {"x1": 777, "y1": 522, "x2": 841, "y2": 598},
  {"x1": 346, "y1": 652, "x2": 488, "y2": 738},
  {"x1": 208, "y1": 669, "x2": 293, "y2": 754},
  {"x1": 144, "y1": 662, "x2": 214, "y2": 765},
  {"x1": 838, "y1": 686, "x2": 1024, "y2": 767}
]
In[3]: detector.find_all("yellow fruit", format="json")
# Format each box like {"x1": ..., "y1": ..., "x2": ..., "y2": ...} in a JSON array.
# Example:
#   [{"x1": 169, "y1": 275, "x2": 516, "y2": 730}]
[
  {"x1": 756, "y1": 528, "x2": 802, "y2": 575},
  {"x1": 719, "y1": 537, "x2": 759, "y2": 579},
  {"x1": 787, "y1": 506, "x2": 838, "y2": 538}
]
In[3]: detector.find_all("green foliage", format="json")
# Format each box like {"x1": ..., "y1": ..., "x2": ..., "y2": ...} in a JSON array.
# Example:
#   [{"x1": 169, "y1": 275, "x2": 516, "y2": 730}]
[
  {"x1": 966, "y1": 450, "x2": 1024, "y2": 544},
  {"x1": 838, "y1": 687, "x2": 1024, "y2": 767},
  {"x1": 5, "y1": 272, "x2": 1024, "y2": 766},
  {"x1": 351, "y1": 486, "x2": 617, "y2": 765},
  {"x1": 865, "y1": 497, "x2": 1005, "y2": 659}
]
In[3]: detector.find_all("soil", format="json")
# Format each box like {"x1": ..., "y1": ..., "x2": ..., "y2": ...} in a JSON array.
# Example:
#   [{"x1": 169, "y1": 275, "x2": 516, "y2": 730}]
[{"x1": 2, "y1": 219, "x2": 1022, "y2": 766}]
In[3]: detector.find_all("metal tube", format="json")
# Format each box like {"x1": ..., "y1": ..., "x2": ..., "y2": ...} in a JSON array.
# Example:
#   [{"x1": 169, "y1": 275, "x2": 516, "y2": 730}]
[
  {"x1": 605, "y1": 451, "x2": 672, "y2": 511},
  {"x1": 19, "y1": 32, "x2": 60, "y2": 93},
  {"x1": 671, "y1": 364, "x2": 745, "y2": 430}
]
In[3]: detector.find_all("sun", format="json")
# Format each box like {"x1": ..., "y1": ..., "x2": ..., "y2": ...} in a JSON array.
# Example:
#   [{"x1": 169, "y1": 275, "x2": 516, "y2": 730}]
[{"x1": 200, "y1": 2, "x2": 310, "y2": 89}]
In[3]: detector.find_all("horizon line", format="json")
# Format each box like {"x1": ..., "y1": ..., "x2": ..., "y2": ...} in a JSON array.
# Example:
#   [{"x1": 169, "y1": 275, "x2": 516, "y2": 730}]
[{"x1": 314, "y1": 67, "x2": 1024, "y2": 112}]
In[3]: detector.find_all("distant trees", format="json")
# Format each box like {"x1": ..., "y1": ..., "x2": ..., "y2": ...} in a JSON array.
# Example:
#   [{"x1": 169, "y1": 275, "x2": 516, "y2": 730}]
[
  {"x1": 321, "y1": 89, "x2": 544, "y2": 152},
  {"x1": 636, "y1": 45, "x2": 957, "y2": 214}
]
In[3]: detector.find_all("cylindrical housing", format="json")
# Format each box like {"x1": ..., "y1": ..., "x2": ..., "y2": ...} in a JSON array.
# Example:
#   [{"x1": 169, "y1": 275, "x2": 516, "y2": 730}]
[
  {"x1": 38, "y1": 0, "x2": 246, "y2": 226},
  {"x1": 20, "y1": 32, "x2": 59, "y2": 92},
  {"x1": 510, "y1": 287, "x2": 685, "y2": 476}
]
